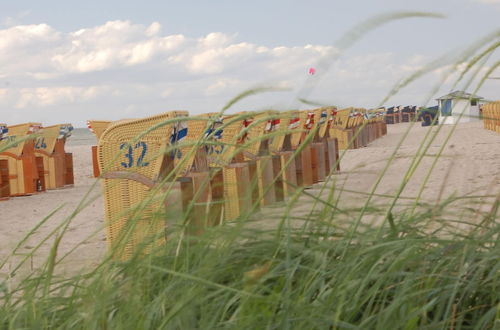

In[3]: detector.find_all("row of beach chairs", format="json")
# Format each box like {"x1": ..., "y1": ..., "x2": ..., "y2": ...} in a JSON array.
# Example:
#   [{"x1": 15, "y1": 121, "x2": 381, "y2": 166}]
[
  {"x1": 89, "y1": 107, "x2": 387, "y2": 259},
  {"x1": 482, "y1": 101, "x2": 500, "y2": 133},
  {"x1": 384, "y1": 106, "x2": 419, "y2": 124},
  {"x1": 0, "y1": 123, "x2": 74, "y2": 200}
]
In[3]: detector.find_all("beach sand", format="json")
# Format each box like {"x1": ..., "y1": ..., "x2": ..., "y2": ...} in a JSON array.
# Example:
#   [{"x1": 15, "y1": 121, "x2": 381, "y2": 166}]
[{"x1": 1, "y1": 121, "x2": 499, "y2": 278}]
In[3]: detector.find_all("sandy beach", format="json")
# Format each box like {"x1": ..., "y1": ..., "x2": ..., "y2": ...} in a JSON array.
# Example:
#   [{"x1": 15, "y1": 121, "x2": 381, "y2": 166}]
[{"x1": 1, "y1": 121, "x2": 499, "y2": 277}]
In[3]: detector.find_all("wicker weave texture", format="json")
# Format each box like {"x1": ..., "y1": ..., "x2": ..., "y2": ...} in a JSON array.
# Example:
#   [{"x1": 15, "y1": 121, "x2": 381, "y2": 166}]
[
  {"x1": 222, "y1": 165, "x2": 251, "y2": 221},
  {"x1": 482, "y1": 101, "x2": 500, "y2": 133},
  {"x1": 269, "y1": 110, "x2": 299, "y2": 152},
  {"x1": 243, "y1": 111, "x2": 276, "y2": 157}
]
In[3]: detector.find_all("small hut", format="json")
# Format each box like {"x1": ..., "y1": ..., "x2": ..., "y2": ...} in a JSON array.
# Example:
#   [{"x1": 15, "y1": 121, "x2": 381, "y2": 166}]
[{"x1": 437, "y1": 91, "x2": 483, "y2": 124}]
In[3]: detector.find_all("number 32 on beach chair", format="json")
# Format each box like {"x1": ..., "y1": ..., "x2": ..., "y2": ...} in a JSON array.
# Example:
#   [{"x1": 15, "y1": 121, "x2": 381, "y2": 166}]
[{"x1": 98, "y1": 111, "x2": 214, "y2": 259}]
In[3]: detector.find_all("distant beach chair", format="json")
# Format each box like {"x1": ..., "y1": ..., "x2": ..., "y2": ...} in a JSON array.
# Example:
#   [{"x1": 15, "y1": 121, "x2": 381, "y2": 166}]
[
  {"x1": 350, "y1": 109, "x2": 366, "y2": 149},
  {"x1": 329, "y1": 107, "x2": 353, "y2": 150},
  {"x1": 97, "y1": 112, "x2": 188, "y2": 259},
  {"x1": 167, "y1": 115, "x2": 214, "y2": 234},
  {"x1": 385, "y1": 107, "x2": 395, "y2": 124},
  {"x1": 482, "y1": 101, "x2": 500, "y2": 133},
  {"x1": 288, "y1": 110, "x2": 314, "y2": 187},
  {"x1": 239, "y1": 110, "x2": 283, "y2": 207},
  {"x1": 313, "y1": 107, "x2": 340, "y2": 176},
  {"x1": 87, "y1": 120, "x2": 112, "y2": 177},
  {"x1": 307, "y1": 109, "x2": 326, "y2": 183},
  {"x1": 34, "y1": 124, "x2": 74, "y2": 189},
  {"x1": 267, "y1": 111, "x2": 298, "y2": 200},
  {"x1": 0, "y1": 123, "x2": 43, "y2": 196},
  {"x1": 202, "y1": 112, "x2": 253, "y2": 222}
]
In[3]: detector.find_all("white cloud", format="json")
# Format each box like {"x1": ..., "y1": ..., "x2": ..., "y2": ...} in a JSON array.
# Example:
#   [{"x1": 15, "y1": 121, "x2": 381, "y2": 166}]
[
  {"x1": 0, "y1": 86, "x2": 113, "y2": 109},
  {"x1": 205, "y1": 78, "x2": 243, "y2": 96},
  {"x1": 51, "y1": 20, "x2": 186, "y2": 73},
  {"x1": 0, "y1": 19, "x2": 497, "y2": 126}
]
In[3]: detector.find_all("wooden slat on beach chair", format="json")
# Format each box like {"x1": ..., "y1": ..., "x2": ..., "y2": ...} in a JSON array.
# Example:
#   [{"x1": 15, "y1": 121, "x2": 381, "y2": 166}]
[
  {"x1": 87, "y1": 120, "x2": 112, "y2": 177},
  {"x1": 0, "y1": 124, "x2": 10, "y2": 199},
  {"x1": 0, "y1": 123, "x2": 43, "y2": 196}
]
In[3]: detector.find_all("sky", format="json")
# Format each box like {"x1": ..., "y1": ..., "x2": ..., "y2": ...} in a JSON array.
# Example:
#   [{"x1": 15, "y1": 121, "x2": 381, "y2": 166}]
[{"x1": 1, "y1": 0, "x2": 499, "y2": 127}]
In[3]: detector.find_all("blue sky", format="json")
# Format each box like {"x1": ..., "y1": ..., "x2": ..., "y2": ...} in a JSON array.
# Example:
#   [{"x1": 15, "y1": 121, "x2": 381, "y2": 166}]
[{"x1": 1, "y1": 0, "x2": 499, "y2": 126}]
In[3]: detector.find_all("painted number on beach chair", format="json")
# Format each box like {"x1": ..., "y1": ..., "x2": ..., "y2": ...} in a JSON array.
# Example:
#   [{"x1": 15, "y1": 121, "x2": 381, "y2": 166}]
[
  {"x1": 120, "y1": 142, "x2": 150, "y2": 168},
  {"x1": 35, "y1": 137, "x2": 47, "y2": 149}
]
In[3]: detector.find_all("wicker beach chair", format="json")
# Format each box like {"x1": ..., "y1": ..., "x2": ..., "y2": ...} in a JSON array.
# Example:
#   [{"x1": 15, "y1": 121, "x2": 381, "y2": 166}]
[
  {"x1": 34, "y1": 124, "x2": 74, "y2": 189},
  {"x1": 0, "y1": 123, "x2": 43, "y2": 196},
  {"x1": 97, "y1": 112, "x2": 188, "y2": 259},
  {"x1": 326, "y1": 108, "x2": 341, "y2": 172},
  {"x1": 312, "y1": 107, "x2": 339, "y2": 176},
  {"x1": 202, "y1": 112, "x2": 253, "y2": 222},
  {"x1": 167, "y1": 115, "x2": 214, "y2": 234},
  {"x1": 267, "y1": 112, "x2": 298, "y2": 200},
  {"x1": 329, "y1": 108, "x2": 353, "y2": 150},
  {"x1": 87, "y1": 120, "x2": 112, "y2": 177},
  {"x1": 238, "y1": 111, "x2": 281, "y2": 207},
  {"x1": 287, "y1": 110, "x2": 314, "y2": 187},
  {"x1": 306, "y1": 108, "x2": 330, "y2": 182}
]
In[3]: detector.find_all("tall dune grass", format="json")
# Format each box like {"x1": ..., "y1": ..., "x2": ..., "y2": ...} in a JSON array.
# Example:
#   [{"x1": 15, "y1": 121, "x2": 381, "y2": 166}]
[{"x1": 1, "y1": 11, "x2": 499, "y2": 329}]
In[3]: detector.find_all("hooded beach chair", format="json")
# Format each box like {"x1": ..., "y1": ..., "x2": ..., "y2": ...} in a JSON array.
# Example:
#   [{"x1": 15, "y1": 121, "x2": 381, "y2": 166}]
[
  {"x1": 297, "y1": 109, "x2": 322, "y2": 184},
  {"x1": 329, "y1": 108, "x2": 353, "y2": 150},
  {"x1": 0, "y1": 123, "x2": 43, "y2": 196},
  {"x1": 326, "y1": 108, "x2": 341, "y2": 172},
  {"x1": 97, "y1": 111, "x2": 189, "y2": 259},
  {"x1": 34, "y1": 124, "x2": 74, "y2": 189},
  {"x1": 87, "y1": 120, "x2": 112, "y2": 177},
  {"x1": 287, "y1": 110, "x2": 315, "y2": 187},
  {"x1": 309, "y1": 108, "x2": 329, "y2": 182},
  {"x1": 311, "y1": 107, "x2": 340, "y2": 178},
  {"x1": 267, "y1": 112, "x2": 299, "y2": 201},
  {"x1": 239, "y1": 111, "x2": 279, "y2": 207},
  {"x1": 348, "y1": 108, "x2": 363, "y2": 149},
  {"x1": 202, "y1": 113, "x2": 253, "y2": 222},
  {"x1": 167, "y1": 115, "x2": 214, "y2": 234}
]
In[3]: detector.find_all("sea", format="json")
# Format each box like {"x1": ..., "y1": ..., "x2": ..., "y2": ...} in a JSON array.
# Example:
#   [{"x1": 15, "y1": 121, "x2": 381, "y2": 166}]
[{"x1": 66, "y1": 128, "x2": 95, "y2": 146}]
